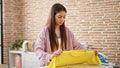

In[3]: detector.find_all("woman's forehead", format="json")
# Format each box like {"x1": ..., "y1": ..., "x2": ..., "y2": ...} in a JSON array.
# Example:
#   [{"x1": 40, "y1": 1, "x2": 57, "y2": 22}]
[{"x1": 56, "y1": 11, "x2": 66, "y2": 16}]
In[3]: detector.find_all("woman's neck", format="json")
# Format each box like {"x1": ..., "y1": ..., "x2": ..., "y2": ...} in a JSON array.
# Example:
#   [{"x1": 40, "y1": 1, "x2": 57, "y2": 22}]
[
  {"x1": 55, "y1": 25, "x2": 60, "y2": 30},
  {"x1": 55, "y1": 25, "x2": 60, "y2": 38}
]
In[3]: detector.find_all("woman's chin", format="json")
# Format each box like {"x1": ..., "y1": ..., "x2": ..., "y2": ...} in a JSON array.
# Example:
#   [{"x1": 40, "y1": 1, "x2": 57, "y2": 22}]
[{"x1": 59, "y1": 23, "x2": 63, "y2": 25}]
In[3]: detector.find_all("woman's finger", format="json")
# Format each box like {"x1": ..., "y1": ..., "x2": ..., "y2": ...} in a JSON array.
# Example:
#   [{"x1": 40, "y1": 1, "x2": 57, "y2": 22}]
[{"x1": 94, "y1": 50, "x2": 98, "y2": 56}]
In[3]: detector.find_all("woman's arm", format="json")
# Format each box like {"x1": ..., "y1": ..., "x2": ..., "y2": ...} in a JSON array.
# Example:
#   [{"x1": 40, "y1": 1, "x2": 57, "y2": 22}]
[
  {"x1": 67, "y1": 28, "x2": 87, "y2": 50},
  {"x1": 70, "y1": 30, "x2": 98, "y2": 55},
  {"x1": 71, "y1": 33, "x2": 87, "y2": 50},
  {"x1": 34, "y1": 28, "x2": 52, "y2": 66}
]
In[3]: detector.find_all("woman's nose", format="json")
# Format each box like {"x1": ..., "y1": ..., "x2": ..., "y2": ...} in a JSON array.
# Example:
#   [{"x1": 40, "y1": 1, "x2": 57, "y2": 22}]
[{"x1": 61, "y1": 17, "x2": 65, "y2": 21}]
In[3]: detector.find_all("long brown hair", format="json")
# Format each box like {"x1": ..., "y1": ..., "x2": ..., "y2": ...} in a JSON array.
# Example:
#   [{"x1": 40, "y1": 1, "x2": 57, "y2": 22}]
[{"x1": 48, "y1": 3, "x2": 67, "y2": 51}]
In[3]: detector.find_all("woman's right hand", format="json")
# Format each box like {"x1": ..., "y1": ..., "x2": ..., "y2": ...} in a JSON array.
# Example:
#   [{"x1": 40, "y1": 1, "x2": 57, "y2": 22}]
[
  {"x1": 50, "y1": 49, "x2": 62, "y2": 60},
  {"x1": 47, "y1": 49, "x2": 62, "y2": 66}
]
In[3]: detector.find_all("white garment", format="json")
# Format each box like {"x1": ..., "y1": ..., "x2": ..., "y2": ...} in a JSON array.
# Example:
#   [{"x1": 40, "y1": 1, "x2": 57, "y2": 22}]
[{"x1": 58, "y1": 38, "x2": 61, "y2": 49}]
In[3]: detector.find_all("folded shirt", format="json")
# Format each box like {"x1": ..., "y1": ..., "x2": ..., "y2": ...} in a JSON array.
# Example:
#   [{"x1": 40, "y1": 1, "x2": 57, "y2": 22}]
[{"x1": 48, "y1": 50, "x2": 102, "y2": 68}]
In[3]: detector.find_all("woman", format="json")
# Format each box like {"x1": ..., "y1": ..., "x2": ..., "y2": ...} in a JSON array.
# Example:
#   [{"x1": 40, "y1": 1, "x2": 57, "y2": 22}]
[{"x1": 34, "y1": 3, "x2": 97, "y2": 67}]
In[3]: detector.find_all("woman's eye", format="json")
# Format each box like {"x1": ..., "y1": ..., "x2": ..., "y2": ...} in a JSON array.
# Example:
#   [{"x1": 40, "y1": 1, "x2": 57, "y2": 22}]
[{"x1": 58, "y1": 16, "x2": 62, "y2": 18}]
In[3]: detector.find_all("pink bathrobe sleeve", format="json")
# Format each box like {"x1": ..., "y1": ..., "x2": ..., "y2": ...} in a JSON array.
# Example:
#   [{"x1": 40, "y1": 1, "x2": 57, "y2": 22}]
[
  {"x1": 66, "y1": 27, "x2": 87, "y2": 50},
  {"x1": 72, "y1": 34, "x2": 87, "y2": 50},
  {"x1": 34, "y1": 28, "x2": 52, "y2": 67}
]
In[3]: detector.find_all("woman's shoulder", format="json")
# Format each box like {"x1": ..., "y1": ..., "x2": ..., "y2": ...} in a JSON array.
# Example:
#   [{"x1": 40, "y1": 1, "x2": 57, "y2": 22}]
[
  {"x1": 65, "y1": 26, "x2": 75, "y2": 42},
  {"x1": 38, "y1": 26, "x2": 49, "y2": 36},
  {"x1": 42, "y1": 26, "x2": 49, "y2": 32},
  {"x1": 65, "y1": 26, "x2": 74, "y2": 36}
]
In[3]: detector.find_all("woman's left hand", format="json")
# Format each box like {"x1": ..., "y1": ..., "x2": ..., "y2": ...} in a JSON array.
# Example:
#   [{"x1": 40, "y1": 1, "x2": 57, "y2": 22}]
[{"x1": 94, "y1": 50, "x2": 98, "y2": 56}]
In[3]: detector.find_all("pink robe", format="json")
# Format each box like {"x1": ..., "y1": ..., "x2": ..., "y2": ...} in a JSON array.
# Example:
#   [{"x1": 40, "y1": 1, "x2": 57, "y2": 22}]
[{"x1": 34, "y1": 26, "x2": 86, "y2": 67}]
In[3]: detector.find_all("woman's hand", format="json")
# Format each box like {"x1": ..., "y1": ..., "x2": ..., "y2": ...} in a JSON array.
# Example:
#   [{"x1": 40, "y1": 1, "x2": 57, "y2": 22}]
[
  {"x1": 50, "y1": 49, "x2": 62, "y2": 60},
  {"x1": 94, "y1": 50, "x2": 98, "y2": 56},
  {"x1": 46, "y1": 49, "x2": 62, "y2": 66}
]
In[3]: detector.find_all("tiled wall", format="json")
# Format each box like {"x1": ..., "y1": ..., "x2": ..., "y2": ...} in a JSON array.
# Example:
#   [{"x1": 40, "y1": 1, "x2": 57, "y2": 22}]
[{"x1": 3, "y1": 0, "x2": 120, "y2": 65}]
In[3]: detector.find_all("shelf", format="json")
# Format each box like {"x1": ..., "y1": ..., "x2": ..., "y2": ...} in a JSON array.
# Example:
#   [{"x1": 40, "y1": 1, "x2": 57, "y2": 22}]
[{"x1": 9, "y1": 50, "x2": 23, "y2": 54}]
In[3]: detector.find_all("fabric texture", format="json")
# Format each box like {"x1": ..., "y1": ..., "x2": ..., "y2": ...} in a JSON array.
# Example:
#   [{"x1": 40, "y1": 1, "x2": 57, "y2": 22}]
[
  {"x1": 34, "y1": 26, "x2": 87, "y2": 67},
  {"x1": 98, "y1": 53, "x2": 109, "y2": 64},
  {"x1": 48, "y1": 50, "x2": 102, "y2": 68}
]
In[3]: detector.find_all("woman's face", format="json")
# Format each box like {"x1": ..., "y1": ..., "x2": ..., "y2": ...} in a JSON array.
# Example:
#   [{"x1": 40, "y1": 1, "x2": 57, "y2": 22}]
[{"x1": 55, "y1": 11, "x2": 66, "y2": 26}]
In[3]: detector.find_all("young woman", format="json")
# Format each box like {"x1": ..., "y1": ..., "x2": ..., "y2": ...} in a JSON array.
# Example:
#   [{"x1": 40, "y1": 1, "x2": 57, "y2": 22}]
[{"x1": 34, "y1": 3, "x2": 97, "y2": 67}]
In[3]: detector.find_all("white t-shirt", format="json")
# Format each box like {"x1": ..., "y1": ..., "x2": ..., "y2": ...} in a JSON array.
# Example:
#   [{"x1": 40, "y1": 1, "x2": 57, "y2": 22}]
[{"x1": 58, "y1": 38, "x2": 61, "y2": 49}]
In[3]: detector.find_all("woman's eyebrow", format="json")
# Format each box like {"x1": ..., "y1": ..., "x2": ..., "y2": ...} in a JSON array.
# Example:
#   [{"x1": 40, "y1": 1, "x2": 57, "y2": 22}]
[{"x1": 58, "y1": 15, "x2": 66, "y2": 17}]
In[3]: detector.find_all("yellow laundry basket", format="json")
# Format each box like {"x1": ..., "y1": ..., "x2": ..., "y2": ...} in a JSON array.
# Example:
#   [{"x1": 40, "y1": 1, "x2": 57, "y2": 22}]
[{"x1": 48, "y1": 50, "x2": 101, "y2": 68}]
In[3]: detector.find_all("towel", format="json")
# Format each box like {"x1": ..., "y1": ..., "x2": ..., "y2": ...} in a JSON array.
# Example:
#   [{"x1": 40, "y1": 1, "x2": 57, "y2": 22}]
[{"x1": 48, "y1": 50, "x2": 101, "y2": 68}]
